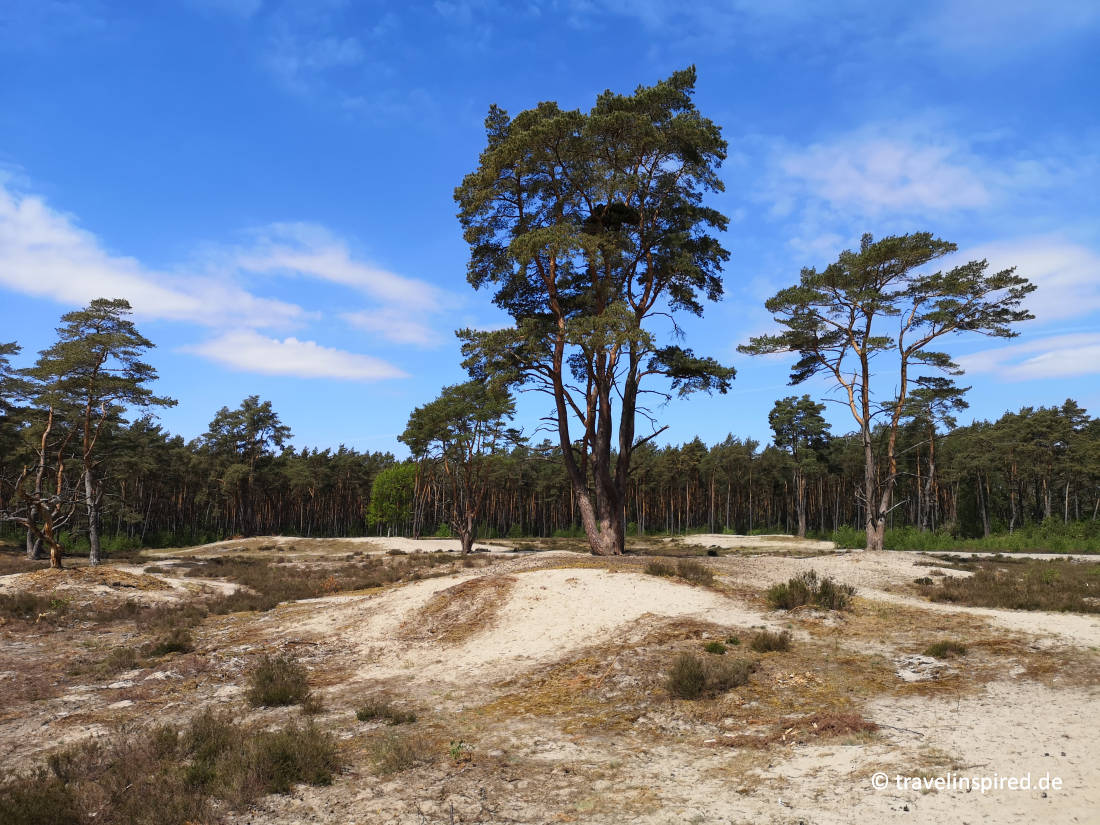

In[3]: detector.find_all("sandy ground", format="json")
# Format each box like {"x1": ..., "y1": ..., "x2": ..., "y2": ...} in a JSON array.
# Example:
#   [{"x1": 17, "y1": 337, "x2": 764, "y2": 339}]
[{"x1": 3, "y1": 535, "x2": 1097, "y2": 824}]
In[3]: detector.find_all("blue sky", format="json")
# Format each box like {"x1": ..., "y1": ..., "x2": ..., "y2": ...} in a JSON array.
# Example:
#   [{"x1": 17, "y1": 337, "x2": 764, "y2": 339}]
[{"x1": 1, "y1": 0, "x2": 1098, "y2": 455}]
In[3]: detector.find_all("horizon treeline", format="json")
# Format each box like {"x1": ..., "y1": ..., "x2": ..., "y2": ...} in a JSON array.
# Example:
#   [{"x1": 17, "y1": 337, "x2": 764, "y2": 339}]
[{"x1": 2, "y1": 387, "x2": 1097, "y2": 552}]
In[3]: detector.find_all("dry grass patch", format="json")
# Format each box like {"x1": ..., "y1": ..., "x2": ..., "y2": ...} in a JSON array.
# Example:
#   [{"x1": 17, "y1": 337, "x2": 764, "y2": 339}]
[
  {"x1": 401, "y1": 574, "x2": 517, "y2": 644},
  {"x1": 716, "y1": 710, "x2": 878, "y2": 749}
]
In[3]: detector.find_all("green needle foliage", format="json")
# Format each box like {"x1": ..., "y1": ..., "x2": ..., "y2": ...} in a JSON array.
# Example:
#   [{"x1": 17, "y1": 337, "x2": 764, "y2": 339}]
[
  {"x1": 740, "y1": 233, "x2": 1035, "y2": 551},
  {"x1": 455, "y1": 67, "x2": 734, "y2": 555},
  {"x1": 28, "y1": 299, "x2": 175, "y2": 565}
]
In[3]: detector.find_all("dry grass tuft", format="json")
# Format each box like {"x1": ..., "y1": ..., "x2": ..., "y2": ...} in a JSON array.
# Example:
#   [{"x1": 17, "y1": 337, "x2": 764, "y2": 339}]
[
  {"x1": 402, "y1": 574, "x2": 517, "y2": 644},
  {"x1": 717, "y1": 711, "x2": 878, "y2": 749},
  {"x1": 10, "y1": 567, "x2": 170, "y2": 593}
]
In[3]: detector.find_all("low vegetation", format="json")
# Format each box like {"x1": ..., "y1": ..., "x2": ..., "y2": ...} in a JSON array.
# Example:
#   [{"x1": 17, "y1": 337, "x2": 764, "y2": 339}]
[
  {"x1": 368, "y1": 731, "x2": 437, "y2": 775},
  {"x1": 750, "y1": 628, "x2": 792, "y2": 653},
  {"x1": 917, "y1": 558, "x2": 1100, "y2": 613},
  {"x1": 246, "y1": 654, "x2": 311, "y2": 707},
  {"x1": 0, "y1": 710, "x2": 339, "y2": 825},
  {"x1": 644, "y1": 558, "x2": 715, "y2": 586},
  {"x1": 923, "y1": 640, "x2": 968, "y2": 659},
  {"x1": 666, "y1": 652, "x2": 755, "y2": 699},
  {"x1": 766, "y1": 569, "x2": 854, "y2": 610},
  {"x1": 356, "y1": 698, "x2": 417, "y2": 725},
  {"x1": 146, "y1": 627, "x2": 194, "y2": 656}
]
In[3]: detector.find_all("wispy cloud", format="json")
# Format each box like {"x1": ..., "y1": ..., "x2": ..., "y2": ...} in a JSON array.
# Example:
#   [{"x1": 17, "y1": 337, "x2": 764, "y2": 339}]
[
  {"x1": 235, "y1": 222, "x2": 442, "y2": 312},
  {"x1": 0, "y1": 179, "x2": 420, "y2": 379},
  {"x1": 187, "y1": 330, "x2": 407, "y2": 380},
  {"x1": 949, "y1": 237, "x2": 1100, "y2": 324},
  {"x1": 958, "y1": 333, "x2": 1100, "y2": 381},
  {"x1": 763, "y1": 124, "x2": 1075, "y2": 220},
  {"x1": 342, "y1": 308, "x2": 441, "y2": 348},
  {"x1": 0, "y1": 181, "x2": 305, "y2": 328}
]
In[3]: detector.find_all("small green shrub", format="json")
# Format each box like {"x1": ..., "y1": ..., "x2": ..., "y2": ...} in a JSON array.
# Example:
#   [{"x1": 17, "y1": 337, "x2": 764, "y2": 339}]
[
  {"x1": 702, "y1": 641, "x2": 727, "y2": 655},
  {"x1": 750, "y1": 629, "x2": 791, "y2": 653},
  {"x1": 0, "y1": 591, "x2": 48, "y2": 621},
  {"x1": 704, "y1": 657, "x2": 754, "y2": 693},
  {"x1": 147, "y1": 627, "x2": 194, "y2": 656},
  {"x1": 666, "y1": 652, "x2": 753, "y2": 699},
  {"x1": 644, "y1": 560, "x2": 676, "y2": 577},
  {"x1": 675, "y1": 559, "x2": 715, "y2": 586},
  {"x1": 923, "y1": 640, "x2": 968, "y2": 659},
  {"x1": 766, "y1": 570, "x2": 854, "y2": 610},
  {"x1": 666, "y1": 653, "x2": 708, "y2": 699},
  {"x1": 101, "y1": 646, "x2": 141, "y2": 674},
  {"x1": 356, "y1": 699, "x2": 416, "y2": 725},
  {"x1": 814, "y1": 575, "x2": 855, "y2": 610},
  {"x1": 246, "y1": 654, "x2": 310, "y2": 707},
  {"x1": 725, "y1": 635, "x2": 741, "y2": 646},
  {"x1": 369, "y1": 732, "x2": 435, "y2": 775}
]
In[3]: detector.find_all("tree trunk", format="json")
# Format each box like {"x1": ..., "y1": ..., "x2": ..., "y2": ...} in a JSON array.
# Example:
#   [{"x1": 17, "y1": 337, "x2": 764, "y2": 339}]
[
  {"x1": 795, "y1": 469, "x2": 807, "y2": 538},
  {"x1": 26, "y1": 529, "x2": 43, "y2": 561},
  {"x1": 862, "y1": 430, "x2": 879, "y2": 551},
  {"x1": 85, "y1": 468, "x2": 101, "y2": 566}
]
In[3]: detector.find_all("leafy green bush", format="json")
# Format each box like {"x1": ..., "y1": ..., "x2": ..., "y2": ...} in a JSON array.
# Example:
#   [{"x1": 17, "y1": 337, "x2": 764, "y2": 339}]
[
  {"x1": 246, "y1": 655, "x2": 311, "y2": 707},
  {"x1": 702, "y1": 641, "x2": 726, "y2": 655}
]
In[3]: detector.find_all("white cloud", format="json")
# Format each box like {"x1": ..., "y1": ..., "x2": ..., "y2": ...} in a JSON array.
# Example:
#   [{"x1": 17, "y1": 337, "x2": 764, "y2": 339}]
[
  {"x1": 342, "y1": 308, "x2": 441, "y2": 348},
  {"x1": 958, "y1": 333, "x2": 1100, "y2": 381},
  {"x1": 0, "y1": 179, "x2": 439, "y2": 377},
  {"x1": 774, "y1": 132, "x2": 992, "y2": 215},
  {"x1": 236, "y1": 222, "x2": 443, "y2": 312},
  {"x1": 0, "y1": 182, "x2": 305, "y2": 328},
  {"x1": 187, "y1": 330, "x2": 407, "y2": 380},
  {"x1": 949, "y1": 237, "x2": 1100, "y2": 323}
]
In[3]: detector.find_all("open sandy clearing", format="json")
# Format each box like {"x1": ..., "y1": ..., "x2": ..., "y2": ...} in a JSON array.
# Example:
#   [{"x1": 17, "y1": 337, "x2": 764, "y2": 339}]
[{"x1": 3, "y1": 537, "x2": 1098, "y2": 825}]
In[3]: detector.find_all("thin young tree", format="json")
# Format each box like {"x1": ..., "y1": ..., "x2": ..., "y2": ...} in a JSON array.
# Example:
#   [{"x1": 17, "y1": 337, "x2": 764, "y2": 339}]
[
  {"x1": 768, "y1": 395, "x2": 830, "y2": 538},
  {"x1": 456, "y1": 67, "x2": 734, "y2": 555},
  {"x1": 400, "y1": 381, "x2": 519, "y2": 554},
  {"x1": 32, "y1": 299, "x2": 175, "y2": 565},
  {"x1": 741, "y1": 233, "x2": 1034, "y2": 551},
  {"x1": 901, "y1": 377, "x2": 968, "y2": 532}
]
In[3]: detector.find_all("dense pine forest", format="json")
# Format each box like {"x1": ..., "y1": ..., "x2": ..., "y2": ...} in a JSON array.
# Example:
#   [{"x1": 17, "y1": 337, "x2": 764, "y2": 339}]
[{"x1": 2, "y1": 312, "x2": 1097, "y2": 556}]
